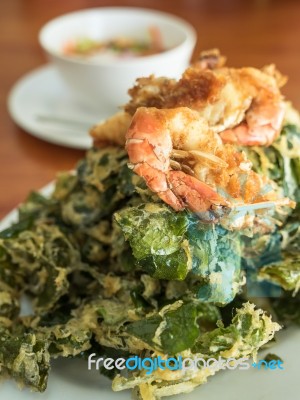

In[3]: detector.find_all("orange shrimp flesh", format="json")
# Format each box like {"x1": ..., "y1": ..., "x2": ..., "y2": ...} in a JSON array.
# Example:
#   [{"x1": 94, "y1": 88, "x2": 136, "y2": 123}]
[{"x1": 219, "y1": 74, "x2": 286, "y2": 146}]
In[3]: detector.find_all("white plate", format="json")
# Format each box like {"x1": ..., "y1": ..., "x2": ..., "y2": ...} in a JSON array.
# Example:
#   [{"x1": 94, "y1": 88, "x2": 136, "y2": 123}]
[
  {"x1": 7, "y1": 65, "x2": 116, "y2": 149},
  {"x1": 0, "y1": 182, "x2": 299, "y2": 399}
]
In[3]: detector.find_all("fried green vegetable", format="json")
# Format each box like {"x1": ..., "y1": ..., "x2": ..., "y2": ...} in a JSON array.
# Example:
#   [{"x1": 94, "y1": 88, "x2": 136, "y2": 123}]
[
  {"x1": 271, "y1": 292, "x2": 300, "y2": 325},
  {"x1": 244, "y1": 124, "x2": 300, "y2": 202},
  {"x1": 187, "y1": 222, "x2": 242, "y2": 304},
  {"x1": 0, "y1": 225, "x2": 81, "y2": 311},
  {"x1": 0, "y1": 282, "x2": 19, "y2": 320},
  {"x1": 126, "y1": 300, "x2": 220, "y2": 354},
  {"x1": 0, "y1": 327, "x2": 50, "y2": 392},
  {"x1": 115, "y1": 203, "x2": 242, "y2": 304},
  {"x1": 115, "y1": 203, "x2": 191, "y2": 280},
  {"x1": 0, "y1": 217, "x2": 34, "y2": 239},
  {"x1": 258, "y1": 252, "x2": 300, "y2": 294},
  {"x1": 113, "y1": 303, "x2": 280, "y2": 398},
  {"x1": 192, "y1": 302, "x2": 280, "y2": 356},
  {"x1": 0, "y1": 141, "x2": 297, "y2": 398},
  {"x1": 74, "y1": 147, "x2": 137, "y2": 221},
  {"x1": 19, "y1": 192, "x2": 59, "y2": 222},
  {"x1": 260, "y1": 230, "x2": 299, "y2": 294}
]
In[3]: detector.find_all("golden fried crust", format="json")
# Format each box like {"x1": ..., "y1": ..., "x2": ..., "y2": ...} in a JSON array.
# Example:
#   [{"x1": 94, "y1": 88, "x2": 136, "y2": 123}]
[
  {"x1": 125, "y1": 76, "x2": 177, "y2": 114},
  {"x1": 125, "y1": 68, "x2": 226, "y2": 115},
  {"x1": 174, "y1": 68, "x2": 226, "y2": 107},
  {"x1": 91, "y1": 111, "x2": 131, "y2": 147}
]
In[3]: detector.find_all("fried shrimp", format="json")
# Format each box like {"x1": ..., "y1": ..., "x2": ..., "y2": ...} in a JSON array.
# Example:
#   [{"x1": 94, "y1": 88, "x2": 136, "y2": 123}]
[
  {"x1": 92, "y1": 50, "x2": 286, "y2": 149},
  {"x1": 125, "y1": 107, "x2": 294, "y2": 224},
  {"x1": 127, "y1": 67, "x2": 286, "y2": 146},
  {"x1": 219, "y1": 65, "x2": 286, "y2": 146}
]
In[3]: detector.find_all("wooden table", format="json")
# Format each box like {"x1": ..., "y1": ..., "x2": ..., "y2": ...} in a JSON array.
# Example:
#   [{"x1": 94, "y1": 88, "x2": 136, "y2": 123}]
[{"x1": 1, "y1": 0, "x2": 300, "y2": 219}]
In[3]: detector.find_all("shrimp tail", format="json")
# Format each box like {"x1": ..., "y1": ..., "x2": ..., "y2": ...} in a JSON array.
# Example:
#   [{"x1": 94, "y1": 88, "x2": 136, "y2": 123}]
[
  {"x1": 168, "y1": 170, "x2": 231, "y2": 222},
  {"x1": 220, "y1": 90, "x2": 286, "y2": 146}
]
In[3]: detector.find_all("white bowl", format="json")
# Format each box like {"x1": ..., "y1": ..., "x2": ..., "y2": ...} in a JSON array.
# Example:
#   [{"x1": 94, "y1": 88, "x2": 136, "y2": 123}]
[{"x1": 39, "y1": 7, "x2": 196, "y2": 112}]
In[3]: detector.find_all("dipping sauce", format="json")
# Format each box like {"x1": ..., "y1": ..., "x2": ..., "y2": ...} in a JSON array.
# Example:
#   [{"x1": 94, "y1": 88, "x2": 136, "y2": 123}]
[{"x1": 63, "y1": 26, "x2": 167, "y2": 60}]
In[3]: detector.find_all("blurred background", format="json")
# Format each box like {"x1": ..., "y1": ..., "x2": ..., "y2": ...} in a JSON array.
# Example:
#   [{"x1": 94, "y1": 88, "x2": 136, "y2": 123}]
[{"x1": 1, "y1": 0, "x2": 300, "y2": 218}]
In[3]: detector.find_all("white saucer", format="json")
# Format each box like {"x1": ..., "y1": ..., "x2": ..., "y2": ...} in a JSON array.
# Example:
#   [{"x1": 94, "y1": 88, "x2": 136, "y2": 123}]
[{"x1": 7, "y1": 65, "x2": 116, "y2": 149}]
